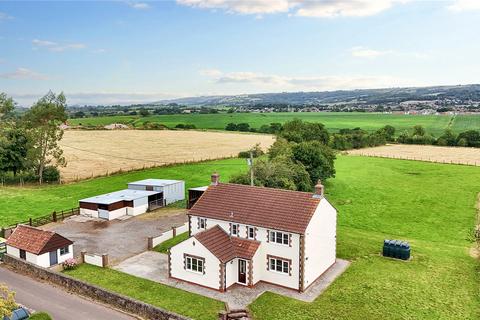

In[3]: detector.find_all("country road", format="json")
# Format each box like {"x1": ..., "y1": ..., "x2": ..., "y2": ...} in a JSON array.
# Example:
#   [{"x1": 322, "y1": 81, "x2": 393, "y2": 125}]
[{"x1": 0, "y1": 267, "x2": 136, "y2": 320}]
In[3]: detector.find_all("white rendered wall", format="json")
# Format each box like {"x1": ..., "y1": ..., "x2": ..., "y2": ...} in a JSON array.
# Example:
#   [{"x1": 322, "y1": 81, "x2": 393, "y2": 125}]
[
  {"x1": 303, "y1": 199, "x2": 337, "y2": 289},
  {"x1": 6, "y1": 245, "x2": 19, "y2": 258},
  {"x1": 170, "y1": 237, "x2": 220, "y2": 290},
  {"x1": 80, "y1": 208, "x2": 98, "y2": 218},
  {"x1": 35, "y1": 252, "x2": 50, "y2": 268},
  {"x1": 132, "y1": 197, "x2": 149, "y2": 216},
  {"x1": 57, "y1": 244, "x2": 74, "y2": 264},
  {"x1": 84, "y1": 253, "x2": 104, "y2": 267},
  {"x1": 162, "y1": 181, "x2": 185, "y2": 205},
  {"x1": 189, "y1": 215, "x2": 301, "y2": 290},
  {"x1": 225, "y1": 258, "x2": 238, "y2": 288},
  {"x1": 108, "y1": 207, "x2": 127, "y2": 220}
]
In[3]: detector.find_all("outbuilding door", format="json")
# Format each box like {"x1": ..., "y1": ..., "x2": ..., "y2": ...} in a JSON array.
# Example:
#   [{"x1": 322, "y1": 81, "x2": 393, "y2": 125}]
[
  {"x1": 238, "y1": 259, "x2": 247, "y2": 284},
  {"x1": 49, "y1": 250, "x2": 58, "y2": 266}
]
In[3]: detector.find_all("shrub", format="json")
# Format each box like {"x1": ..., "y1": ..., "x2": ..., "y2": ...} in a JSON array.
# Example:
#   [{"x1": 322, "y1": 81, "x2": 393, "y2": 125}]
[
  {"x1": 238, "y1": 144, "x2": 264, "y2": 158},
  {"x1": 62, "y1": 258, "x2": 78, "y2": 270},
  {"x1": 42, "y1": 166, "x2": 60, "y2": 183},
  {"x1": 29, "y1": 312, "x2": 52, "y2": 320}
]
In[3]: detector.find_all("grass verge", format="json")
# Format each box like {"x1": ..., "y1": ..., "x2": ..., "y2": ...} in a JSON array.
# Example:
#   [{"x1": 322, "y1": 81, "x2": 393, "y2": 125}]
[
  {"x1": 153, "y1": 232, "x2": 189, "y2": 253},
  {"x1": 64, "y1": 264, "x2": 224, "y2": 320}
]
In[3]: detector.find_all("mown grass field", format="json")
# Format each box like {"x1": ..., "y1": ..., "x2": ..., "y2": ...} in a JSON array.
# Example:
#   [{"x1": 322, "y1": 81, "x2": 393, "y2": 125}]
[
  {"x1": 2, "y1": 156, "x2": 479, "y2": 319},
  {"x1": 0, "y1": 158, "x2": 247, "y2": 226},
  {"x1": 68, "y1": 112, "x2": 480, "y2": 136}
]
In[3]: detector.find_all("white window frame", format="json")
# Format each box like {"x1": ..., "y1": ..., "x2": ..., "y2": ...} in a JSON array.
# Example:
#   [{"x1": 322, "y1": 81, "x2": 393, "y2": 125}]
[
  {"x1": 247, "y1": 226, "x2": 255, "y2": 239},
  {"x1": 199, "y1": 217, "x2": 207, "y2": 229},
  {"x1": 269, "y1": 230, "x2": 289, "y2": 245},
  {"x1": 268, "y1": 257, "x2": 290, "y2": 274},
  {"x1": 231, "y1": 224, "x2": 239, "y2": 236},
  {"x1": 186, "y1": 255, "x2": 204, "y2": 274},
  {"x1": 59, "y1": 246, "x2": 69, "y2": 256}
]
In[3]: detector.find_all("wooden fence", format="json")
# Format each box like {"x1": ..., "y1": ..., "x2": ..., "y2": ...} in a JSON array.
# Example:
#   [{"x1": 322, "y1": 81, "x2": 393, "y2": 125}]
[{"x1": 1, "y1": 207, "x2": 80, "y2": 238}]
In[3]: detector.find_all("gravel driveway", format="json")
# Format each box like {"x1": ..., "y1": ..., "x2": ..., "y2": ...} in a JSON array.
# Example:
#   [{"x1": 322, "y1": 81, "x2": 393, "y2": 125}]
[{"x1": 42, "y1": 208, "x2": 187, "y2": 265}]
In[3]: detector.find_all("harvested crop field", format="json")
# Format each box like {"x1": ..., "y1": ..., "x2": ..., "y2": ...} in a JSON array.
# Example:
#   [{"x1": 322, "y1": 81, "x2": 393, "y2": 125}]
[
  {"x1": 348, "y1": 144, "x2": 480, "y2": 166},
  {"x1": 59, "y1": 130, "x2": 274, "y2": 182}
]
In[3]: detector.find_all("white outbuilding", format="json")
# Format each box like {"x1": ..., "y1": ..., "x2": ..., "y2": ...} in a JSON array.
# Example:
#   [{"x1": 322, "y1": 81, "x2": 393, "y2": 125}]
[
  {"x1": 127, "y1": 179, "x2": 185, "y2": 205},
  {"x1": 6, "y1": 225, "x2": 74, "y2": 268},
  {"x1": 79, "y1": 189, "x2": 163, "y2": 220}
]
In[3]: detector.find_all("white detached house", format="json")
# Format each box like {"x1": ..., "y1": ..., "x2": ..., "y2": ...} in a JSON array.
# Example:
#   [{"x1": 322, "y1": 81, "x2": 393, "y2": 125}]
[{"x1": 169, "y1": 173, "x2": 337, "y2": 292}]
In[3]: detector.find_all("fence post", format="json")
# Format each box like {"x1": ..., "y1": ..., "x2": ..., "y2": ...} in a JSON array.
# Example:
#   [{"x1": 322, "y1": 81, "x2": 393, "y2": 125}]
[
  {"x1": 80, "y1": 251, "x2": 86, "y2": 264},
  {"x1": 52, "y1": 211, "x2": 57, "y2": 222},
  {"x1": 29, "y1": 218, "x2": 32, "y2": 226},
  {"x1": 101, "y1": 254, "x2": 109, "y2": 267},
  {"x1": 147, "y1": 237, "x2": 153, "y2": 250},
  {"x1": 172, "y1": 226, "x2": 177, "y2": 238}
]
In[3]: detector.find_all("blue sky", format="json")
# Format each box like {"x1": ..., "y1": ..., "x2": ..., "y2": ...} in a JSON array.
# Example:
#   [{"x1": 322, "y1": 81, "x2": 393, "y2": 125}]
[{"x1": 1, "y1": 0, "x2": 479, "y2": 106}]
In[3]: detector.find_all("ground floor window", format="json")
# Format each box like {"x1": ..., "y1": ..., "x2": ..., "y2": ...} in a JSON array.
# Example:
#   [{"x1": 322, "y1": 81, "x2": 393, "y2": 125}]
[
  {"x1": 19, "y1": 249, "x2": 26, "y2": 260},
  {"x1": 186, "y1": 255, "x2": 204, "y2": 273},
  {"x1": 60, "y1": 246, "x2": 69, "y2": 255},
  {"x1": 268, "y1": 257, "x2": 290, "y2": 274}
]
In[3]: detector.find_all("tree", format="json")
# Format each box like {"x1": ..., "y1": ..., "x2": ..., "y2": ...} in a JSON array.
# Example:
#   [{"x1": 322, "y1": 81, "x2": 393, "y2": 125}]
[
  {"x1": 225, "y1": 123, "x2": 237, "y2": 131},
  {"x1": 229, "y1": 156, "x2": 311, "y2": 192},
  {"x1": 457, "y1": 130, "x2": 480, "y2": 147},
  {"x1": 376, "y1": 125, "x2": 396, "y2": 142},
  {"x1": 279, "y1": 119, "x2": 329, "y2": 144},
  {"x1": 0, "y1": 284, "x2": 17, "y2": 318},
  {"x1": 139, "y1": 108, "x2": 150, "y2": 117},
  {"x1": 292, "y1": 141, "x2": 336, "y2": 184},
  {"x1": 0, "y1": 93, "x2": 15, "y2": 121},
  {"x1": 437, "y1": 129, "x2": 457, "y2": 146},
  {"x1": 413, "y1": 125, "x2": 426, "y2": 136},
  {"x1": 236, "y1": 123, "x2": 250, "y2": 132},
  {"x1": 24, "y1": 91, "x2": 67, "y2": 184},
  {"x1": 268, "y1": 138, "x2": 294, "y2": 159},
  {"x1": 0, "y1": 127, "x2": 29, "y2": 176}
]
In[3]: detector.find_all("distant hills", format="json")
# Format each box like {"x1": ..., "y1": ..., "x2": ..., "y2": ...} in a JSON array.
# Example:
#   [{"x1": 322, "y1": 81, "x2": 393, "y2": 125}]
[{"x1": 157, "y1": 84, "x2": 480, "y2": 107}]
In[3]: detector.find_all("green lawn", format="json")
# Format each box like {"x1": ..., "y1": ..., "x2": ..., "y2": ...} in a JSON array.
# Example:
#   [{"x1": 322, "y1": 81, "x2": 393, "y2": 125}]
[
  {"x1": 2, "y1": 155, "x2": 479, "y2": 319},
  {"x1": 250, "y1": 156, "x2": 480, "y2": 320},
  {"x1": 0, "y1": 158, "x2": 247, "y2": 226},
  {"x1": 153, "y1": 232, "x2": 189, "y2": 253},
  {"x1": 68, "y1": 112, "x2": 468, "y2": 136},
  {"x1": 64, "y1": 264, "x2": 224, "y2": 320}
]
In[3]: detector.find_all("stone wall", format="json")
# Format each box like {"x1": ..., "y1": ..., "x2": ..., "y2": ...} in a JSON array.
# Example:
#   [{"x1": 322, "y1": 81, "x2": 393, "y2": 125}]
[{"x1": 3, "y1": 255, "x2": 189, "y2": 320}]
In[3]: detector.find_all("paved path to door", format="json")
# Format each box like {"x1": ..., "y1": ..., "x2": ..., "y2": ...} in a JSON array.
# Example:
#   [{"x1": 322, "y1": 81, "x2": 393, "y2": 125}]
[
  {"x1": 0, "y1": 266, "x2": 136, "y2": 320},
  {"x1": 43, "y1": 208, "x2": 187, "y2": 265},
  {"x1": 114, "y1": 251, "x2": 350, "y2": 309}
]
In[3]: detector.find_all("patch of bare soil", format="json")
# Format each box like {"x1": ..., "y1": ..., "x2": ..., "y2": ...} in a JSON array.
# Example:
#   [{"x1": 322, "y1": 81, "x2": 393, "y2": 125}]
[
  {"x1": 348, "y1": 144, "x2": 480, "y2": 166},
  {"x1": 59, "y1": 130, "x2": 274, "y2": 182}
]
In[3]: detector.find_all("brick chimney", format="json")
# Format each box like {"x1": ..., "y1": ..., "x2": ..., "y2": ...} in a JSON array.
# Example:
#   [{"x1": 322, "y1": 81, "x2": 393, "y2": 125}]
[
  {"x1": 313, "y1": 180, "x2": 324, "y2": 198},
  {"x1": 211, "y1": 172, "x2": 220, "y2": 186}
]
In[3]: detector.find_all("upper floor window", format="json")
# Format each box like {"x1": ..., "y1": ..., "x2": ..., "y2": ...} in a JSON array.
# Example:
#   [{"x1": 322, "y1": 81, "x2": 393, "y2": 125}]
[
  {"x1": 269, "y1": 231, "x2": 289, "y2": 245},
  {"x1": 198, "y1": 217, "x2": 207, "y2": 229},
  {"x1": 247, "y1": 226, "x2": 255, "y2": 239},
  {"x1": 231, "y1": 223, "x2": 239, "y2": 236}
]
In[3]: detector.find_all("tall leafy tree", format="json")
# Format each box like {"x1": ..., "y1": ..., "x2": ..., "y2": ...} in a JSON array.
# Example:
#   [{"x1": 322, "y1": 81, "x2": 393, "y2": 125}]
[
  {"x1": 292, "y1": 141, "x2": 336, "y2": 184},
  {"x1": 24, "y1": 91, "x2": 67, "y2": 184},
  {"x1": 0, "y1": 92, "x2": 15, "y2": 121},
  {"x1": 0, "y1": 127, "x2": 29, "y2": 176},
  {"x1": 279, "y1": 119, "x2": 329, "y2": 144}
]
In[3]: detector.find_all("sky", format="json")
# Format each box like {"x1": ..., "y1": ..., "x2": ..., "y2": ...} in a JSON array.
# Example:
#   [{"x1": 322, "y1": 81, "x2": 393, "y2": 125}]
[{"x1": 0, "y1": 0, "x2": 480, "y2": 106}]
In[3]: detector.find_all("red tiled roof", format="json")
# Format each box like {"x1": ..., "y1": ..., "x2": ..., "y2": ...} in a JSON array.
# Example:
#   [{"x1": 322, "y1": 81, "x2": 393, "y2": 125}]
[
  {"x1": 194, "y1": 225, "x2": 260, "y2": 263},
  {"x1": 6, "y1": 225, "x2": 73, "y2": 255},
  {"x1": 189, "y1": 183, "x2": 322, "y2": 234}
]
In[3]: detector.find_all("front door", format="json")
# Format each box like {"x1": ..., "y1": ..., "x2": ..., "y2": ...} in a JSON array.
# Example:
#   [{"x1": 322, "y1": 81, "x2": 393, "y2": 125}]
[
  {"x1": 49, "y1": 250, "x2": 58, "y2": 266},
  {"x1": 238, "y1": 259, "x2": 247, "y2": 284}
]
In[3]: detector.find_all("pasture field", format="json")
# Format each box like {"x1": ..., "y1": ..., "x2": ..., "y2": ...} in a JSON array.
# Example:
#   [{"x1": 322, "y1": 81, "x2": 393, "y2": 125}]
[
  {"x1": 58, "y1": 130, "x2": 274, "y2": 182},
  {"x1": 348, "y1": 144, "x2": 480, "y2": 166},
  {"x1": 1, "y1": 156, "x2": 479, "y2": 319},
  {"x1": 68, "y1": 112, "x2": 479, "y2": 136}
]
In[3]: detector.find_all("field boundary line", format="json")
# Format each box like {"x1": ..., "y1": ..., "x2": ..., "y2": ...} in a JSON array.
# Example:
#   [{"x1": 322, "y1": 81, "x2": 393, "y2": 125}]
[{"x1": 348, "y1": 153, "x2": 479, "y2": 167}]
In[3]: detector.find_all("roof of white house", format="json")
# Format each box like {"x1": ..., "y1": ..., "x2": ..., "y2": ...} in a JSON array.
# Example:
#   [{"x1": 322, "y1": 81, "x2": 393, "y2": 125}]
[
  {"x1": 80, "y1": 189, "x2": 160, "y2": 205},
  {"x1": 128, "y1": 179, "x2": 183, "y2": 187}
]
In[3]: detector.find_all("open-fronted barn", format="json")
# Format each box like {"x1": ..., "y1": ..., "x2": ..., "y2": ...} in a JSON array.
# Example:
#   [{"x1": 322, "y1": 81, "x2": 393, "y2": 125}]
[{"x1": 127, "y1": 179, "x2": 185, "y2": 205}]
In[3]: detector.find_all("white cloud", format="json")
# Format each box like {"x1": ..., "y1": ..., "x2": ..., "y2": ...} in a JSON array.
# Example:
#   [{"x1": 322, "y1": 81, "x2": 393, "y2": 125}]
[
  {"x1": 32, "y1": 39, "x2": 87, "y2": 52},
  {"x1": 127, "y1": 2, "x2": 151, "y2": 10},
  {"x1": 92, "y1": 48, "x2": 107, "y2": 54},
  {"x1": 350, "y1": 46, "x2": 392, "y2": 58},
  {"x1": 0, "y1": 12, "x2": 13, "y2": 20},
  {"x1": 0, "y1": 68, "x2": 50, "y2": 81},
  {"x1": 200, "y1": 69, "x2": 419, "y2": 90},
  {"x1": 447, "y1": 0, "x2": 480, "y2": 12},
  {"x1": 177, "y1": 0, "x2": 407, "y2": 17},
  {"x1": 199, "y1": 68, "x2": 223, "y2": 77},
  {"x1": 177, "y1": 0, "x2": 291, "y2": 15}
]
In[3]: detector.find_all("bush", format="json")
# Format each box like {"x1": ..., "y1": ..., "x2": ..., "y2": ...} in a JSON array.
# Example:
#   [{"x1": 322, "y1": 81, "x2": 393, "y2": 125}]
[
  {"x1": 175, "y1": 123, "x2": 196, "y2": 130},
  {"x1": 29, "y1": 312, "x2": 52, "y2": 320},
  {"x1": 42, "y1": 166, "x2": 60, "y2": 183},
  {"x1": 238, "y1": 144, "x2": 264, "y2": 158},
  {"x1": 62, "y1": 258, "x2": 78, "y2": 270}
]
